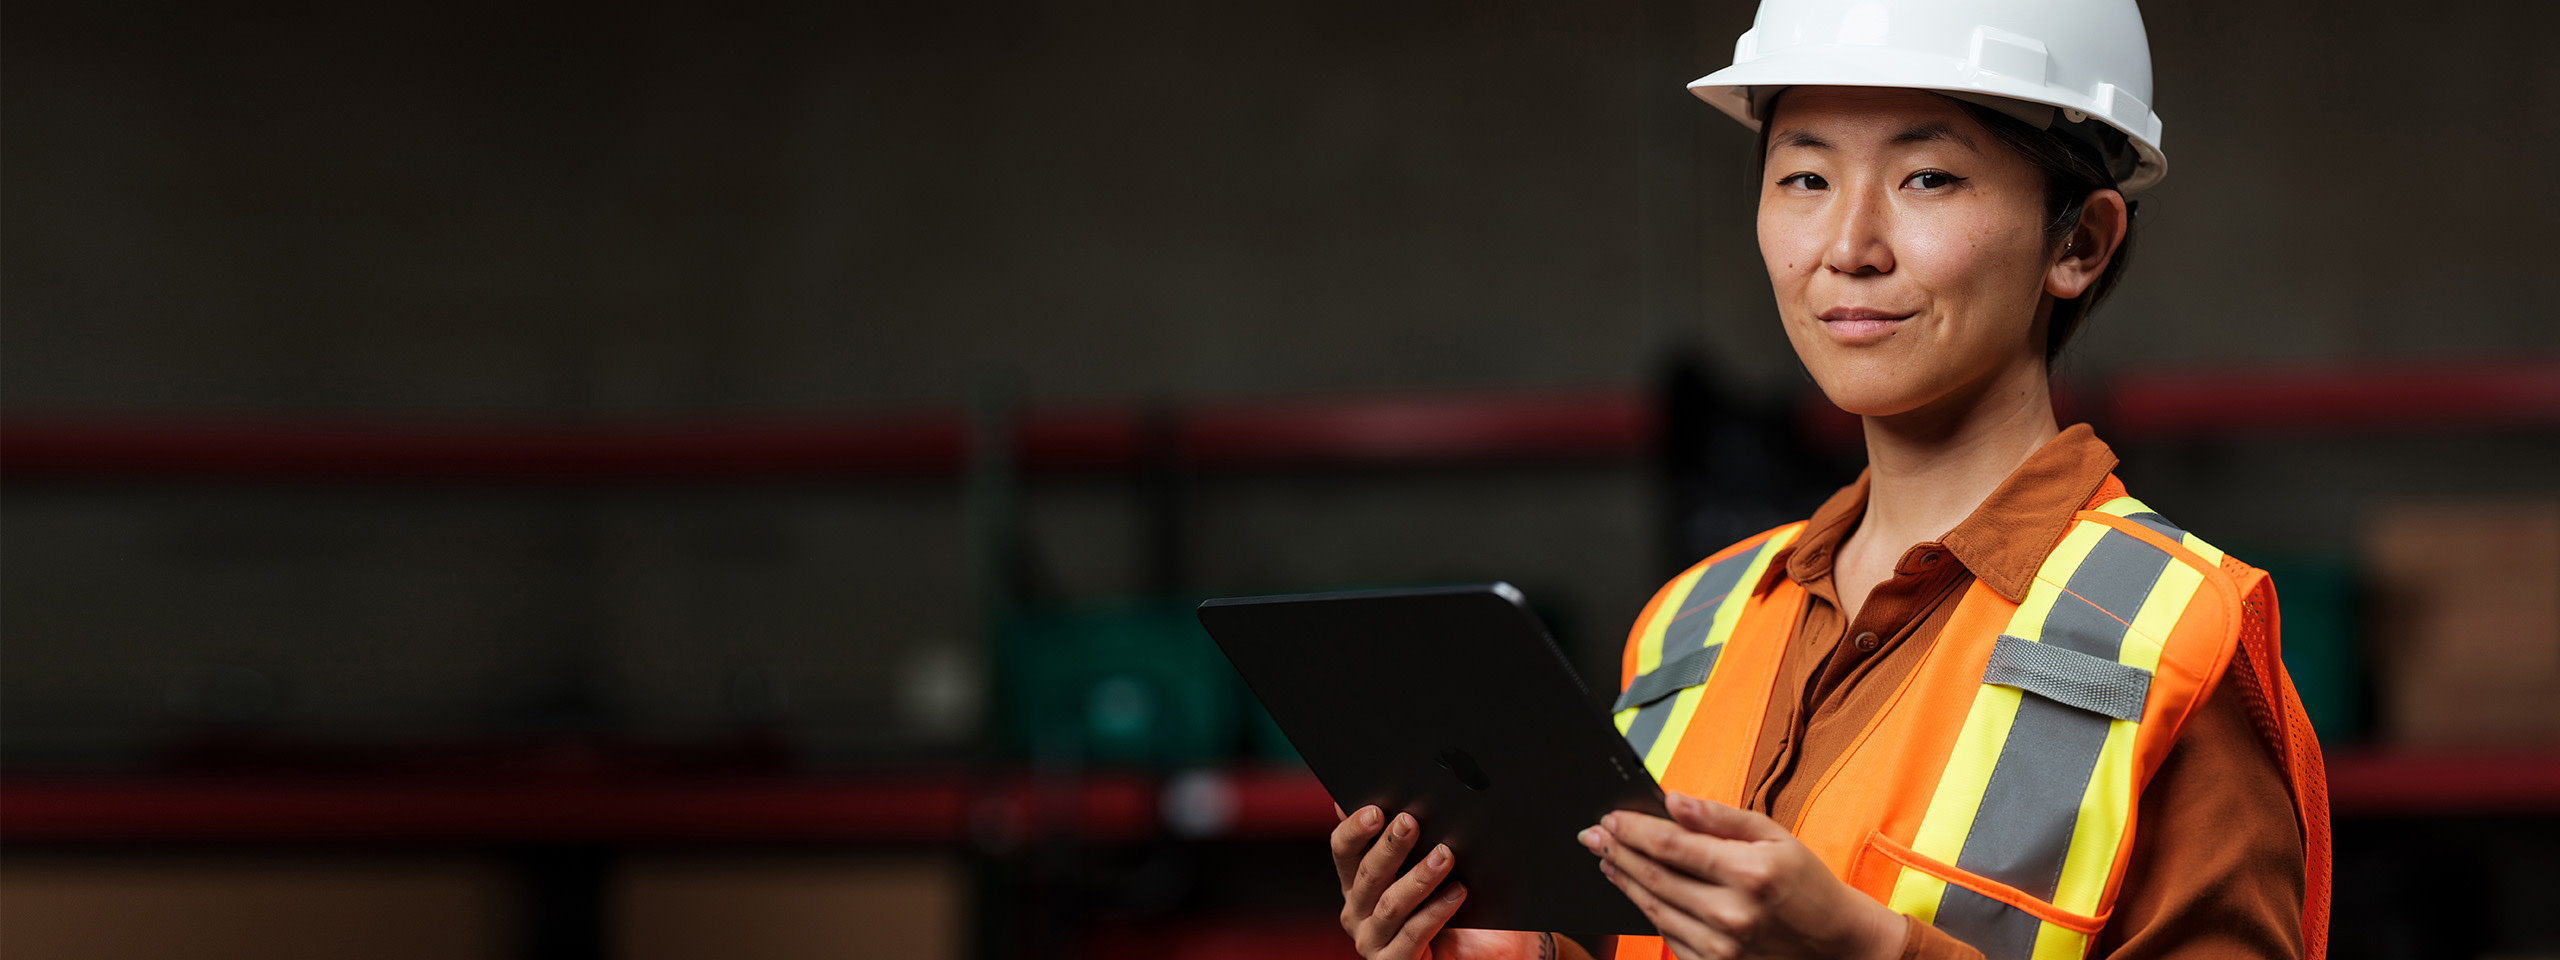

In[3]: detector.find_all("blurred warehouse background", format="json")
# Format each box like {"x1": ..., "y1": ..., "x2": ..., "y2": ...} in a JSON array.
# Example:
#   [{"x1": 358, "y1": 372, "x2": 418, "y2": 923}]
[{"x1": 3, "y1": 0, "x2": 2557, "y2": 958}]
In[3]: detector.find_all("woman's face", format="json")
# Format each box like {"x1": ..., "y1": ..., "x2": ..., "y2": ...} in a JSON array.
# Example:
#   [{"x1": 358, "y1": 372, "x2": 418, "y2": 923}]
[{"x1": 1756, "y1": 87, "x2": 2065, "y2": 420}]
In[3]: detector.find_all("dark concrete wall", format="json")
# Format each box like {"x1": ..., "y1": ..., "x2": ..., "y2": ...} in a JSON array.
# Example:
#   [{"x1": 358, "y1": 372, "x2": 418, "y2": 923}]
[{"x1": 5, "y1": 0, "x2": 2553, "y2": 766}]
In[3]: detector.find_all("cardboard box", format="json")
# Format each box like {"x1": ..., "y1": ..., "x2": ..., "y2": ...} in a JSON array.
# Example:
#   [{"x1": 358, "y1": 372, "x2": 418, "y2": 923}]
[
  {"x1": 0, "y1": 855, "x2": 512, "y2": 960},
  {"x1": 615, "y1": 855, "x2": 963, "y2": 960},
  {"x1": 2362, "y1": 500, "x2": 2560, "y2": 747}
]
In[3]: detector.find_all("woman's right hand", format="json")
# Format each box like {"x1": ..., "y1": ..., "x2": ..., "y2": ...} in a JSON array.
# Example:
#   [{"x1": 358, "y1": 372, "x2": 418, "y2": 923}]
[{"x1": 1331, "y1": 804, "x2": 1561, "y2": 960}]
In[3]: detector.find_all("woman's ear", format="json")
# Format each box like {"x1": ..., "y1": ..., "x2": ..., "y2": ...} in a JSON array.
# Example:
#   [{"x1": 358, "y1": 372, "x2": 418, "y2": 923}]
[{"x1": 2047, "y1": 188, "x2": 2130, "y2": 300}]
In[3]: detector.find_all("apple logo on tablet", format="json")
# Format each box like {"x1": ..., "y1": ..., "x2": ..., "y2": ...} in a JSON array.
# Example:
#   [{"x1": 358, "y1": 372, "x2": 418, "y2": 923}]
[{"x1": 1436, "y1": 748, "x2": 1491, "y2": 791}]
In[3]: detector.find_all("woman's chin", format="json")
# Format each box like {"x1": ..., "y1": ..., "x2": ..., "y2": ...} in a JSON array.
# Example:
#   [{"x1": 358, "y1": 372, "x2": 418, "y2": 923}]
[{"x1": 1813, "y1": 382, "x2": 1928, "y2": 420}]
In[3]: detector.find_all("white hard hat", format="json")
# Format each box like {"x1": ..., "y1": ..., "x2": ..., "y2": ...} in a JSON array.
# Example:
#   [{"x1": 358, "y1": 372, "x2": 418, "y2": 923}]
[{"x1": 1689, "y1": 0, "x2": 2167, "y2": 192}]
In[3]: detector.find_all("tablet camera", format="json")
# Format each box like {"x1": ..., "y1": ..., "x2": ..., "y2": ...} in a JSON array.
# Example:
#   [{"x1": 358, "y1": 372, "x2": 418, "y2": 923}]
[{"x1": 1435, "y1": 748, "x2": 1492, "y2": 791}]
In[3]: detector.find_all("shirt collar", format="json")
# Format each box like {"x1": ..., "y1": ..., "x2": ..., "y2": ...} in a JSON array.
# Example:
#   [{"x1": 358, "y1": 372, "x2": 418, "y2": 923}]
[{"x1": 1776, "y1": 423, "x2": 2121, "y2": 603}]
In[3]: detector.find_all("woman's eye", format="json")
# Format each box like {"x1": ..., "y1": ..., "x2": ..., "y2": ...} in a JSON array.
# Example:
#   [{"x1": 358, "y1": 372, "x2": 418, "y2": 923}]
[
  {"x1": 1776, "y1": 172, "x2": 1828, "y2": 190},
  {"x1": 1905, "y1": 170, "x2": 1964, "y2": 190}
]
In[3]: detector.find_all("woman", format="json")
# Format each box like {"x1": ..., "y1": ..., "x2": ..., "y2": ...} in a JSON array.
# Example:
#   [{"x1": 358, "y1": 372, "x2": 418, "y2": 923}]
[{"x1": 1326, "y1": 2, "x2": 2330, "y2": 959}]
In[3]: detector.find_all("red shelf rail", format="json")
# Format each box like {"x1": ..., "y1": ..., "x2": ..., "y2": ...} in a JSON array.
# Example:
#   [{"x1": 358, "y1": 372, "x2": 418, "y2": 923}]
[
  {"x1": 0, "y1": 391, "x2": 1652, "y2": 483},
  {"x1": 4, "y1": 751, "x2": 2550, "y2": 845},
  {"x1": 8, "y1": 360, "x2": 2553, "y2": 484},
  {"x1": 2107, "y1": 360, "x2": 2560, "y2": 437},
  {"x1": 1794, "y1": 359, "x2": 2560, "y2": 448},
  {"x1": 0, "y1": 767, "x2": 1336, "y2": 845},
  {"x1": 2322, "y1": 748, "x2": 2560, "y2": 817}
]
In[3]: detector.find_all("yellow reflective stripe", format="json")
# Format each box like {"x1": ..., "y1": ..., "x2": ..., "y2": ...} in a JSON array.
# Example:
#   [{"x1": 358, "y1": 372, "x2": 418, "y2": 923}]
[
  {"x1": 2091, "y1": 496, "x2": 2151, "y2": 519},
  {"x1": 2017, "y1": 522, "x2": 2113, "y2": 644},
  {"x1": 1902, "y1": 524, "x2": 2102, "y2": 867},
  {"x1": 1907, "y1": 683, "x2": 2024, "y2": 864},
  {"x1": 2048, "y1": 553, "x2": 2208, "y2": 916},
  {"x1": 1632, "y1": 562, "x2": 1712, "y2": 677},
  {"x1": 1703, "y1": 527, "x2": 1797, "y2": 650},
  {"x1": 2179, "y1": 532, "x2": 2225, "y2": 566},
  {"x1": 1631, "y1": 687, "x2": 1688, "y2": 774},
  {"x1": 2050, "y1": 718, "x2": 2136, "y2": 916},
  {"x1": 2121, "y1": 559, "x2": 2202, "y2": 672},
  {"x1": 2096, "y1": 495, "x2": 2227, "y2": 568},
  {"x1": 1638, "y1": 681, "x2": 1703, "y2": 776},
  {"x1": 2029, "y1": 922, "x2": 2090, "y2": 960},
  {"x1": 1635, "y1": 529, "x2": 1798, "y2": 776},
  {"x1": 1888, "y1": 864, "x2": 1950, "y2": 925}
]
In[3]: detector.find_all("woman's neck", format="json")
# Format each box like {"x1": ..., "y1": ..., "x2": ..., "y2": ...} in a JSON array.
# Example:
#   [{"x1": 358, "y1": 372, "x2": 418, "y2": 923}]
[{"x1": 1848, "y1": 360, "x2": 2061, "y2": 574}]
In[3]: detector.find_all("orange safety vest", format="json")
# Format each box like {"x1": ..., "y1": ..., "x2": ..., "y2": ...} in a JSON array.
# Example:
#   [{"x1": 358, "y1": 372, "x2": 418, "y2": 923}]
[{"x1": 1606, "y1": 493, "x2": 2330, "y2": 960}]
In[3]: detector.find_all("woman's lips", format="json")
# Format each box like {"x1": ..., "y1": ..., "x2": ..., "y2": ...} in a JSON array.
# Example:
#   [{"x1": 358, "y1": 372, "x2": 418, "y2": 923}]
[{"x1": 1818, "y1": 307, "x2": 1910, "y2": 344}]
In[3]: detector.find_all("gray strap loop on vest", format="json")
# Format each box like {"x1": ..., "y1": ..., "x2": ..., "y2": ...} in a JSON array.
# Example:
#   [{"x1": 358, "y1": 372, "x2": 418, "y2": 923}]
[
  {"x1": 1612, "y1": 644, "x2": 1717, "y2": 713},
  {"x1": 1983, "y1": 634, "x2": 2153, "y2": 723}
]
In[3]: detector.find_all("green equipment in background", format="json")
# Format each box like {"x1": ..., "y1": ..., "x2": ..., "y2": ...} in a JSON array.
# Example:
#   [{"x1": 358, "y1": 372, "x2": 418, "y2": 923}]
[
  {"x1": 2253, "y1": 555, "x2": 2364, "y2": 745},
  {"x1": 996, "y1": 599, "x2": 1242, "y2": 767}
]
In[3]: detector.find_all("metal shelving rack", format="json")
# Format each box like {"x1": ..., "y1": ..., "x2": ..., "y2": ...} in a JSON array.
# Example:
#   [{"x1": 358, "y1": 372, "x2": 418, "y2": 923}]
[
  {"x1": 5, "y1": 751, "x2": 2557, "y2": 844},
  {"x1": 9, "y1": 361, "x2": 2560, "y2": 816},
  {"x1": 7, "y1": 358, "x2": 2558, "y2": 957}
]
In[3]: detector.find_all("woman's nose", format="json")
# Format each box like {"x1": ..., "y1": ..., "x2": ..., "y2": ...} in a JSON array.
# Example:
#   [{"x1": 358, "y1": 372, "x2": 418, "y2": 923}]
[{"x1": 1821, "y1": 189, "x2": 1895, "y2": 276}]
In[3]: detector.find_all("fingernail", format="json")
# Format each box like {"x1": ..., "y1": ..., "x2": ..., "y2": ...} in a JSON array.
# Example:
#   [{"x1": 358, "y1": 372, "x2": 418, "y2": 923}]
[
  {"x1": 1443, "y1": 882, "x2": 1466, "y2": 902},
  {"x1": 1578, "y1": 827, "x2": 1604, "y2": 852},
  {"x1": 1361, "y1": 807, "x2": 1381, "y2": 829},
  {"x1": 1602, "y1": 813, "x2": 1620, "y2": 832},
  {"x1": 1600, "y1": 861, "x2": 1617, "y2": 879},
  {"x1": 1428, "y1": 843, "x2": 1450, "y2": 868},
  {"x1": 1393, "y1": 813, "x2": 1415, "y2": 838}
]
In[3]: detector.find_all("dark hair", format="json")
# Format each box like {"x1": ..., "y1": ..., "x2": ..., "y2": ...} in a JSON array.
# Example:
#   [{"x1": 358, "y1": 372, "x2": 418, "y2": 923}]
[
  {"x1": 1754, "y1": 91, "x2": 2140, "y2": 364},
  {"x1": 1945, "y1": 99, "x2": 2137, "y2": 364}
]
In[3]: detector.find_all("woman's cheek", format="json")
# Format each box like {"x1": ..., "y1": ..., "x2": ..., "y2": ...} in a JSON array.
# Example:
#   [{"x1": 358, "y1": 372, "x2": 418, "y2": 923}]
[
  {"x1": 1757, "y1": 207, "x2": 1816, "y2": 279},
  {"x1": 1896, "y1": 220, "x2": 1977, "y2": 284}
]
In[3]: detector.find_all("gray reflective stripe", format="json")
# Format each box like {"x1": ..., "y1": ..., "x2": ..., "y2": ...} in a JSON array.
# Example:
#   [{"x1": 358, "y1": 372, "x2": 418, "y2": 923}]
[
  {"x1": 1616, "y1": 535, "x2": 1779, "y2": 757},
  {"x1": 2121, "y1": 510, "x2": 2185, "y2": 541},
  {"x1": 1655, "y1": 546, "x2": 1757, "y2": 652},
  {"x1": 2039, "y1": 529, "x2": 2170, "y2": 659},
  {"x1": 1620, "y1": 643, "x2": 1719, "y2": 757},
  {"x1": 1613, "y1": 644, "x2": 1717, "y2": 712},
  {"x1": 1983, "y1": 634, "x2": 2153, "y2": 723},
  {"x1": 1620, "y1": 686, "x2": 1679, "y2": 758},
  {"x1": 1943, "y1": 528, "x2": 2170, "y2": 916},
  {"x1": 1953, "y1": 691, "x2": 2113, "y2": 901},
  {"x1": 1933, "y1": 885, "x2": 2044, "y2": 960}
]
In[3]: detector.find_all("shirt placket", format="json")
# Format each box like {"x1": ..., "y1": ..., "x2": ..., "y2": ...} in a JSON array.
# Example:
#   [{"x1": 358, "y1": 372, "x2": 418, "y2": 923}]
[{"x1": 1752, "y1": 543, "x2": 1966, "y2": 818}]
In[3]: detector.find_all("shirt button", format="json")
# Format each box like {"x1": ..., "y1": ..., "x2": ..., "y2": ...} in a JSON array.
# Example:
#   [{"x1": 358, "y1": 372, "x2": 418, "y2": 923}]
[{"x1": 1854, "y1": 631, "x2": 1881, "y2": 652}]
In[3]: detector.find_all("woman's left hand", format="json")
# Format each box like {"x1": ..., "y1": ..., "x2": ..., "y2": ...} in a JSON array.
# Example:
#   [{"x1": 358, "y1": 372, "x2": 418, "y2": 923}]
[{"x1": 1580, "y1": 791, "x2": 1907, "y2": 960}]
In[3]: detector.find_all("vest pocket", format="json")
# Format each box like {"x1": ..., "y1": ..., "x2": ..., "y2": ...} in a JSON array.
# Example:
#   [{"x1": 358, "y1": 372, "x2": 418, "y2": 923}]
[{"x1": 1853, "y1": 831, "x2": 2106, "y2": 957}]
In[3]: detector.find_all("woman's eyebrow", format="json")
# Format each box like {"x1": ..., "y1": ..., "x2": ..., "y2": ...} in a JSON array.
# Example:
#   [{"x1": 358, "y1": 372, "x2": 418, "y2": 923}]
[{"x1": 1769, "y1": 129, "x2": 1831, "y2": 151}]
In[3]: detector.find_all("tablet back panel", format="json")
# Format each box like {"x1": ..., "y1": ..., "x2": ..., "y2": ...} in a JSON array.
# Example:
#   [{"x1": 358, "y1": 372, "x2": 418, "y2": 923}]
[{"x1": 1199, "y1": 583, "x2": 1664, "y2": 934}]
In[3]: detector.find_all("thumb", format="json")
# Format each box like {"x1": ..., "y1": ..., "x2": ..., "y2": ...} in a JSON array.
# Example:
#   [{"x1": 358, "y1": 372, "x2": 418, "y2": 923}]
[{"x1": 1667, "y1": 791, "x2": 1785, "y2": 841}]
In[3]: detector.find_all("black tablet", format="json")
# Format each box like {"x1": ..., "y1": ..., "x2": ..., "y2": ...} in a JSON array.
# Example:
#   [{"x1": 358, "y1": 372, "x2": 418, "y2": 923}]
[{"x1": 1198, "y1": 582, "x2": 1665, "y2": 935}]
